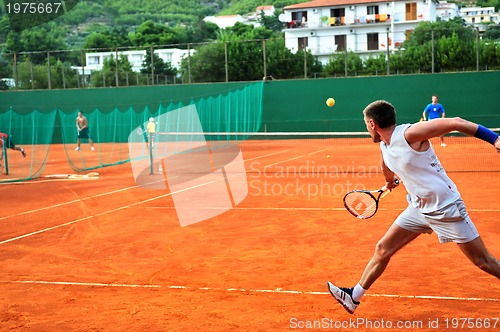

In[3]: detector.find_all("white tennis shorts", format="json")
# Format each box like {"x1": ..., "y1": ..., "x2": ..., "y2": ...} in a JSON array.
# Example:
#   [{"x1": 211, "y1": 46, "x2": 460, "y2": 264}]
[{"x1": 395, "y1": 198, "x2": 479, "y2": 244}]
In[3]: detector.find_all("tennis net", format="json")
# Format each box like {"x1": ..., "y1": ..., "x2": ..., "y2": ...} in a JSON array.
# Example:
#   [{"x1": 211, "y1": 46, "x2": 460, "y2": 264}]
[{"x1": 142, "y1": 129, "x2": 500, "y2": 178}]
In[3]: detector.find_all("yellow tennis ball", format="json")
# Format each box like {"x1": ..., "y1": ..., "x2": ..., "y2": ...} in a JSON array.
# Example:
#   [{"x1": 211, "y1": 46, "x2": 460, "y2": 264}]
[{"x1": 326, "y1": 98, "x2": 335, "y2": 107}]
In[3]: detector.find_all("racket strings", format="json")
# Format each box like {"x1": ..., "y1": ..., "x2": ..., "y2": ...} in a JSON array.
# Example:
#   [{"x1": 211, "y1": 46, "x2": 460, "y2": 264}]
[{"x1": 344, "y1": 192, "x2": 377, "y2": 218}]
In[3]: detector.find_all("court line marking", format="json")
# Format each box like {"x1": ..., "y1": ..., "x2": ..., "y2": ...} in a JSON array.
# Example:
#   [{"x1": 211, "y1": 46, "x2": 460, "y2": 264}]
[
  {"x1": 0, "y1": 149, "x2": 286, "y2": 222},
  {"x1": 145, "y1": 206, "x2": 500, "y2": 213},
  {"x1": 2, "y1": 280, "x2": 498, "y2": 302}
]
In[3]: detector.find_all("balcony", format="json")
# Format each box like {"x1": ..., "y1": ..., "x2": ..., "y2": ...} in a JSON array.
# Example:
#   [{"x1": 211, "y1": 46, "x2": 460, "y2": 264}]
[
  {"x1": 285, "y1": 13, "x2": 391, "y2": 29},
  {"x1": 354, "y1": 14, "x2": 391, "y2": 24}
]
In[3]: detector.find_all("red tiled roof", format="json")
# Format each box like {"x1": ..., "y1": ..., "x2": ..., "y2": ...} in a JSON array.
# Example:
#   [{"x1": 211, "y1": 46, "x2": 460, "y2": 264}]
[{"x1": 285, "y1": 0, "x2": 393, "y2": 9}]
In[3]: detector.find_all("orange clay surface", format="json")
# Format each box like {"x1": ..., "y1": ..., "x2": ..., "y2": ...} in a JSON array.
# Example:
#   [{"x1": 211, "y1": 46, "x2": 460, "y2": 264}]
[{"x1": 0, "y1": 140, "x2": 499, "y2": 331}]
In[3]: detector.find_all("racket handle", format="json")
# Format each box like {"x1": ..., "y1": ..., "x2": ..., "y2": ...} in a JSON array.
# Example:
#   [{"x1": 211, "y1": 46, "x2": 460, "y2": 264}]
[{"x1": 381, "y1": 179, "x2": 399, "y2": 191}]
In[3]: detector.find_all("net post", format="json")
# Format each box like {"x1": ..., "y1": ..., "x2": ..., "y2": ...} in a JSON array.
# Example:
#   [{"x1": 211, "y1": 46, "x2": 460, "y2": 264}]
[
  {"x1": 1, "y1": 136, "x2": 8, "y2": 175},
  {"x1": 148, "y1": 132, "x2": 153, "y2": 175}
]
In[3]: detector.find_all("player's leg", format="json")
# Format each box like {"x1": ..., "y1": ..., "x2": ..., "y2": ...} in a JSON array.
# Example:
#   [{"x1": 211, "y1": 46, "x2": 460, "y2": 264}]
[
  {"x1": 359, "y1": 223, "x2": 421, "y2": 289},
  {"x1": 75, "y1": 138, "x2": 81, "y2": 150},
  {"x1": 12, "y1": 146, "x2": 26, "y2": 157},
  {"x1": 458, "y1": 237, "x2": 500, "y2": 279},
  {"x1": 440, "y1": 135, "x2": 446, "y2": 147},
  {"x1": 327, "y1": 206, "x2": 427, "y2": 314},
  {"x1": 8, "y1": 138, "x2": 26, "y2": 157}
]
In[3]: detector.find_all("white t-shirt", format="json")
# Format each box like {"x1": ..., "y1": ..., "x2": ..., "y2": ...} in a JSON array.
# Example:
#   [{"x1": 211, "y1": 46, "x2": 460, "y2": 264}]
[{"x1": 380, "y1": 124, "x2": 460, "y2": 213}]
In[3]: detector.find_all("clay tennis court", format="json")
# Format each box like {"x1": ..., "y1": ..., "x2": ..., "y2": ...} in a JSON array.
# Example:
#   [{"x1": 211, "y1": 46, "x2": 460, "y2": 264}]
[{"x1": 1, "y1": 136, "x2": 499, "y2": 331}]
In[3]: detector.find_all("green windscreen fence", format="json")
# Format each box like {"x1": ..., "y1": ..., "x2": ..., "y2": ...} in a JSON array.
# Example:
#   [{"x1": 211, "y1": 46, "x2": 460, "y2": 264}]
[
  {"x1": 0, "y1": 109, "x2": 56, "y2": 182},
  {"x1": 1, "y1": 82, "x2": 264, "y2": 181},
  {"x1": 60, "y1": 82, "x2": 263, "y2": 172}
]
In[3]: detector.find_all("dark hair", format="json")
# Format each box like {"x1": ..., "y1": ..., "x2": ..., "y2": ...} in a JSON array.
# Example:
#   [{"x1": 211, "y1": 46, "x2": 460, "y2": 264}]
[
  {"x1": 363, "y1": 100, "x2": 396, "y2": 129},
  {"x1": 432, "y1": 94, "x2": 438, "y2": 98}
]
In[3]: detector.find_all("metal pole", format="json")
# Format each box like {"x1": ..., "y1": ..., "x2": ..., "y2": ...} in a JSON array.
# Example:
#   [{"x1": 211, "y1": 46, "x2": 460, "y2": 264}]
[
  {"x1": 386, "y1": 31, "x2": 390, "y2": 75},
  {"x1": 150, "y1": 46, "x2": 155, "y2": 85},
  {"x1": 187, "y1": 43, "x2": 192, "y2": 84},
  {"x1": 47, "y1": 51, "x2": 51, "y2": 90},
  {"x1": 62, "y1": 66, "x2": 66, "y2": 89},
  {"x1": 304, "y1": 48, "x2": 307, "y2": 79},
  {"x1": 30, "y1": 60, "x2": 35, "y2": 89},
  {"x1": 225, "y1": 42, "x2": 229, "y2": 82},
  {"x1": 81, "y1": 49, "x2": 85, "y2": 87},
  {"x1": 115, "y1": 48, "x2": 119, "y2": 87},
  {"x1": 476, "y1": 27, "x2": 480, "y2": 71},
  {"x1": 13, "y1": 53, "x2": 18, "y2": 90},
  {"x1": 262, "y1": 39, "x2": 267, "y2": 80},
  {"x1": 431, "y1": 30, "x2": 434, "y2": 74},
  {"x1": 344, "y1": 50, "x2": 348, "y2": 77}
]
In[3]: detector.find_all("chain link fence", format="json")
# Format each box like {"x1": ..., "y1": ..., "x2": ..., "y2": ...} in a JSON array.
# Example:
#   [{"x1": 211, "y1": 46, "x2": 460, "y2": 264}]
[{"x1": 1, "y1": 27, "x2": 499, "y2": 90}]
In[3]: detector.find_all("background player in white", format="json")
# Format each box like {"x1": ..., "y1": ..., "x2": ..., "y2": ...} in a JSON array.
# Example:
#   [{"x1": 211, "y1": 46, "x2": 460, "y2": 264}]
[{"x1": 328, "y1": 100, "x2": 500, "y2": 314}]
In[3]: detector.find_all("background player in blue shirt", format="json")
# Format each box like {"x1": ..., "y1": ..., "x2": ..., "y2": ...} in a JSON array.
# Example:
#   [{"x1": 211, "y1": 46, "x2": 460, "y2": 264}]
[{"x1": 422, "y1": 94, "x2": 447, "y2": 146}]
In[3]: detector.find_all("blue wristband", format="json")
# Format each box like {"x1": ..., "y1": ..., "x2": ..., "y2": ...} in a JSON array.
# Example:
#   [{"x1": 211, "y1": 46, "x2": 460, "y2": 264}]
[{"x1": 474, "y1": 125, "x2": 499, "y2": 145}]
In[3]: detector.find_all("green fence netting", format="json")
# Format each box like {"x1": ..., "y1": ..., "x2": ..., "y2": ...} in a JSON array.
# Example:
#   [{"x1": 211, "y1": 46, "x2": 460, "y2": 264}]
[
  {"x1": 60, "y1": 82, "x2": 263, "y2": 172},
  {"x1": 0, "y1": 109, "x2": 56, "y2": 183}
]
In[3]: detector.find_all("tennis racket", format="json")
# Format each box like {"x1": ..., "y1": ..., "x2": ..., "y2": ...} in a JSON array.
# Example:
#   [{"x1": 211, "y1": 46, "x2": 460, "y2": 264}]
[{"x1": 343, "y1": 179, "x2": 399, "y2": 219}]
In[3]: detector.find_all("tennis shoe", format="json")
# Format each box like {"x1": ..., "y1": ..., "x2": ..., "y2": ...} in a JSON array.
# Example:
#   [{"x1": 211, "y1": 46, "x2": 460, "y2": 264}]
[
  {"x1": 91, "y1": 146, "x2": 95, "y2": 151},
  {"x1": 327, "y1": 282, "x2": 359, "y2": 314},
  {"x1": 21, "y1": 149, "x2": 26, "y2": 158},
  {"x1": 75, "y1": 147, "x2": 80, "y2": 151},
  {"x1": 441, "y1": 143, "x2": 447, "y2": 147}
]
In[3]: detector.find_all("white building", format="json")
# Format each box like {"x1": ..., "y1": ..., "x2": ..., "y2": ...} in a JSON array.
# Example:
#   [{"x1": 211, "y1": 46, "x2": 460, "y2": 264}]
[
  {"x1": 436, "y1": 1, "x2": 459, "y2": 21},
  {"x1": 283, "y1": 0, "x2": 440, "y2": 64},
  {"x1": 203, "y1": 15, "x2": 246, "y2": 29},
  {"x1": 83, "y1": 48, "x2": 191, "y2": 73},
  {"x1": 460, "y1": 7, "x2": 500, "y2": 32},
  {"x1": 256, "y1": 5, "x2": 276, "y2": 17}
]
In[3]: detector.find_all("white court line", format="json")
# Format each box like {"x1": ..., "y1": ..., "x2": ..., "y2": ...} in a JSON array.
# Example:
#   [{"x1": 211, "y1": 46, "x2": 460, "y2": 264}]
[
  {"x1": 146, "y1": 206, "x2": 500, "y2": 213},
  {"x1": 2, "y1": 280, "x2": 498, "y2": 302},
  {"x1": 264, "y1": 148, "x2": 330, "y2": 168},
  {"x1": 0, "y1": 149, "x2": 286, "y2": 222}
]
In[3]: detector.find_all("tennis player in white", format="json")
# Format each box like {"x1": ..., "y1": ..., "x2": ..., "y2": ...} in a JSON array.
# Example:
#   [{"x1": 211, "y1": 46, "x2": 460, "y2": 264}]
[{"x1": 328, "y1": 100, "x2": 500, "y2": 314}]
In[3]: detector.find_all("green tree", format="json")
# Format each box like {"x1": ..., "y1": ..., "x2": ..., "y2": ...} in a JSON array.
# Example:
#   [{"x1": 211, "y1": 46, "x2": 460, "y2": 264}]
[
  {"x1": 364, "y1": 53, "x2": 387, "y2": 75},
  {"x1": 483, "y1": 25, "x2": 500, "y2": 40},
  {"x1": 323, "y1": 51, "x2": 363, "y2": 76},
  {"x1": 129, "y1": 20, "x2": 180, "y2": 47},
  {"x1": 258, "y1": 10, "x2": 285, "y2": 32},
  {"x1": 84, "y1": 27, "x2": 132, "y2": 50},
  {"x1": 399, "y1": 19, "x2": 476, "y2": 72},
  {"x1": 141, "y1": 49, "x2": 178, "y2": 84},
  {"x1": 5, "y1": 24, "x2": 68, "y2": 64},
  {"x1": 90, "y1": 55, "x2": 135, "y2": 87}
]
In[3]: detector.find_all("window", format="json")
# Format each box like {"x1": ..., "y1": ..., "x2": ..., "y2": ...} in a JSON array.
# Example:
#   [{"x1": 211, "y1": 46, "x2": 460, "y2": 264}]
[
  {"x1": 335, "y1": 35, "x2": 346, "y2": 51},
  {"x1": 330, "y1": 8, "x2": 346, "y2": 25},
  {"x1": 292, "y1": 11, "x2": 307, "y2": 27},
  {"x1": 130, "y1": 54, "x2": 143, "y2": 64},
  {"x1": 298, "y1": 37, "x2": 308, "y2": 50},
  {"x1": 367, "y1": 33, "x2": 378, "y2": 50},
  {"x1": 331, "y1": 8, "x2": 346, "y2": 17},
  {"x1": 88, "y1": 56, "x2": 100, "y2": 65},
  {"x1": 405, "y1": 29, "x2": 413, "y2": 40},
  {"x1": 367, "y1": 6, "x2": 379, "y2": 15},
  {"x1": 405, "y1": 3, "x2": 417, "y2": 20}
]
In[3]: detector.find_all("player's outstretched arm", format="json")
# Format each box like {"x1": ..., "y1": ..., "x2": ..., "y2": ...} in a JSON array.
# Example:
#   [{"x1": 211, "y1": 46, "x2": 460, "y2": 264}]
[{"x1": 405, "y1": 117, "x2": 499, "y2": 151}]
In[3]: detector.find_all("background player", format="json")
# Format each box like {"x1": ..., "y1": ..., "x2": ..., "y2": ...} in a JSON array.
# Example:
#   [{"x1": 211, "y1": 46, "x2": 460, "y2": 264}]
[
  {"x1": 75, "y1": 111, "x2": 95, "y2": 151},
  {"x1": 0, "y1": 132, "x2": 27, "y2": 158},
  {"x1": 422, "y1": 94, "x2": 447, "y2": 146}
]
